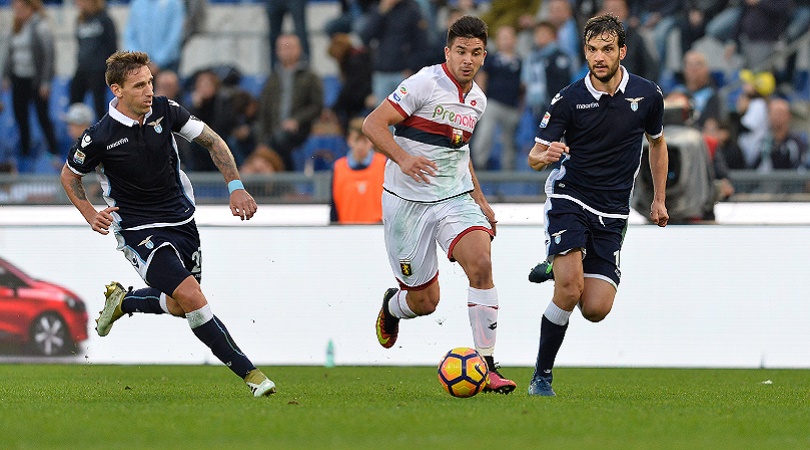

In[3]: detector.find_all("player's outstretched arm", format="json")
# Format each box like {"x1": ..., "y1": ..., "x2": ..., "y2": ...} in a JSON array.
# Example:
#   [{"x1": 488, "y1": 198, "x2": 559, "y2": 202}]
[
  {"x1": 60, "y1": 164, "x2": 119, "y2": 235},
  {"x1": 528, "y1": 141, "x2": 568, "y2": 172},
  {"x1": 363, "y1": 100, "x2": 437, "y2": 183},
  {"x1": 647, "y1": 134, "x2": 669, "y2": 227},
  {"x1": 193, "y1": 124, "x2": 257, "y2": 220}
]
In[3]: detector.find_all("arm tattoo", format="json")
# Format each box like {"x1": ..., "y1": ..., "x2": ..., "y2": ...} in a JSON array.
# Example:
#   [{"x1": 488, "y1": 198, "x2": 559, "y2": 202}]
[
  {"x1": 68, "y1": 177, "x2": 88, "y2": 202},
  {"x1": 193, "y1": 124, "x2": 240, "y2": 180}
]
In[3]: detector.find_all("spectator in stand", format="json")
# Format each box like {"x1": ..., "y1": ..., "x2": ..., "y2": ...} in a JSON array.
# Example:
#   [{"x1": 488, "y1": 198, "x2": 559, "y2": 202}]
[
  {"x1": 153, "y1": 69, "x2": 183, "y2": 101},
  {"x1": 256, "y1": 34, "x2": 323, "y2": 171},
  {"x1": 735, "y1": 69, "x2": 775, "y2": 168},
  {"x1": 724, "y1": 0, "x2": 791, "y2": 71},
  {"x1": 227, "y1": 90, "x2": 260, "y2": 166},
  {"x1": 755, "y1": 97, "x2": 808, "y2": 172},
  {"x1": 541, "y1": 0, "x2": 582, "y2": 71},
  {"x1": 324, "y1": 0, "x2": 373, "y2": 37},
  {"x1": 637, "y1": 0, "x2": 682, "y2": 80},
  {"x1": 782, "y1": 0, "x2": 810, "y2": 88},
  {"x1": 62, "y1": 102, "x2": 101, "y2": 199},
  {"x1": 677, "y1": 1, "x2": 729, "y2": 57},
  {"x1": 153, "y1": 68, "x2": 192, "y2": 170},
  {"x1": 241, "y1": 146, "x2": 284, "y2": 175},
  {"x1": 520, "y1": 0, "x2": 582, "y2": 73},
  {"x1": 329, "y1": 117, "x2": 386, "y2": 224},
  {"x1": 360, "y1": 0, "x2": 431, "y2": 105},
  {"x1": 705, "y1": 117, "x2": 746, "y2": 170},
  {"x1": 483, "y1": 0, "x2": 540, "y2": 34},
  {"x1": 186, "y1": 70, "x2": 239, "y2": 171},
  {"x1": 64, "y1": 102, "x2": 95, "y2": 143},
  {"x1": 522, "y1": 21, "x2": 573, "y2": 127},
  {"x1": 265, "y1": 0, "x2": 310, "y2": 69},
  {"x1": 425, "y1": 7, "x2": 466, "y2": 66},
  {"x1": 472, "y1": 24, "x2": 523, "y2": 171},
  {"x1": 671, "y1": 50, "x2": 724, "y2": 129},
  {"x1": 705, "y1": 0, "x2": 741, "y2": 44},
  {"x1": 326, "y1": 33, "x2": 373, "y2": 133},
  {"x1": 124, "y1": 0, "x2": 185, "y2": 73},
  {"x1": 601, "y1": 0, "x2": 659, "y2": 85},
  {"x1": 183, "y1": 0, "x2": 208, "y2": 46},
  {"x1": 1, "y1": 0, "x2": 59, "y2": 160},
  {"x1": 70, "y1": 0, "x2": 117, "y2": 122}
]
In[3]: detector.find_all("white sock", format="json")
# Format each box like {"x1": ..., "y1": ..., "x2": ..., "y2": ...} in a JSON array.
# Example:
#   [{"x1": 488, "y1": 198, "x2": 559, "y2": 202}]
[
  {"x1": 185, "y1": 303, "x2": 213, "y2": 329},
  {"x1": 159, "y1": 293, "x2": 169, "y2": 314},
  {"x1": 467, "y1": 286, "x2": 498, "y2": 357},
  {"x1": 387, "y1": 290, "x2": 417, "y2": 319},
  {"x1": 544, "y1": 301, "x2": 572, "y2": 326}
]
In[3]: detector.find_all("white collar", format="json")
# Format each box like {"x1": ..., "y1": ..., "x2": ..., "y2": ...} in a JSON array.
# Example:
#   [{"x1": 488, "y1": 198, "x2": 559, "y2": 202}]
[
  {"x1": 108, "y1": 98, "x2": 153, "y2": 127},
  {"x1": 585, "y1": 65, "x2": 629, "y2": 100}
]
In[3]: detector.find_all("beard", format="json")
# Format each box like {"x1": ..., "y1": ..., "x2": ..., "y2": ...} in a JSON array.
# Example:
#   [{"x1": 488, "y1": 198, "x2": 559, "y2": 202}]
[{"x1": 589, "y1": 62, "x2": 620, "y2": 83}]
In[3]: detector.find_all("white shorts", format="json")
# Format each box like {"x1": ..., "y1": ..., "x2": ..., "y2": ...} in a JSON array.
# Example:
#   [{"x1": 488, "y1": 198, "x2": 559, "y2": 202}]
[{"x1": 382, "y1": 191, "x2": 493, "y2": 289}]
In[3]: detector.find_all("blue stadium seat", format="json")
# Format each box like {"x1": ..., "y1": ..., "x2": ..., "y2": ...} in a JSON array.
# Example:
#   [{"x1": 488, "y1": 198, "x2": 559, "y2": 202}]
[
  {"x1": 238, "y1": 74, "x2": 268, "y2": 98},
  {"x1": 321, "y1": 75, "x2": 342, "y2": 108},
  {"x1": 793, "y1": 70, "x2": 810, "y2": 101},
  {"x1": 292, "y1": 134, "x2": 348, "y2": 172},
  {"x1": 710, "y1": 71, "x2": 726, "y2": 88}
]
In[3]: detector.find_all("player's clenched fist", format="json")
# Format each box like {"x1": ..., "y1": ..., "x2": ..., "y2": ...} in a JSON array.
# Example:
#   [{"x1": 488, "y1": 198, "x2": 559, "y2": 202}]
[{"x1": 528, "y1": 141, "x2": 569, "y2": 171}]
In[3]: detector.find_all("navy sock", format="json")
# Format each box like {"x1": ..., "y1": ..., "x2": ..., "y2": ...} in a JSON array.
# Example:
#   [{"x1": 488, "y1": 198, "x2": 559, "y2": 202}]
[
  {"x1": 121, "y1": 287, "x2": 164, "y2": 314},
  {"x1": 535, "y1": 315, "x2": 569, "y2": 379},
  {"x1": 192, "y1": 315, "x2": 256, "y2": 379}
]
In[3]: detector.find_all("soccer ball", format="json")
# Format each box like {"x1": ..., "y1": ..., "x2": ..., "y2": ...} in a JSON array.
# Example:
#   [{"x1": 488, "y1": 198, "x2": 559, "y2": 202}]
[{"x1": 437, "y1": 347, "x2": 489, "y2": 398}]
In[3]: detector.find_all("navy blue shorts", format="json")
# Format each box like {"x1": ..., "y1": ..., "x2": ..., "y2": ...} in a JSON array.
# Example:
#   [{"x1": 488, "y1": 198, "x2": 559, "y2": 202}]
[
  {"x1": 115, "y1": 220, "x2": 202, "y2": 295},
  {"x1": 544, "y1": 197, "x2": 628, "y2": 287}
]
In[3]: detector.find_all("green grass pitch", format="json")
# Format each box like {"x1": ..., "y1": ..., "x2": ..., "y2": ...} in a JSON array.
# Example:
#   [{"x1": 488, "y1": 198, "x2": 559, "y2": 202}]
[{"x1": 0, "y1": 365, "x2": 808, "y2": 449}]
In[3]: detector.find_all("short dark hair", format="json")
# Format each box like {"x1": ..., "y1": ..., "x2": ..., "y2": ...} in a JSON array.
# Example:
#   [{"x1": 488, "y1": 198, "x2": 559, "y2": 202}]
[
  {"x1": 582, "y1": 13, "x2": 626, "y2": 49},
  {"x1": 447, "y1": 15, "x2": 488, "y2": 48},
  {"x1": 105, "y1": 51, "x2": 150, "y2": 87}
]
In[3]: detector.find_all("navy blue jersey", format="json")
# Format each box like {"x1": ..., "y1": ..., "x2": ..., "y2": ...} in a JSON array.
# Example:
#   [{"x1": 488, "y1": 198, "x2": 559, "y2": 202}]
[
  {"x1": 536, "y1": 67, "x2": 664, "y2": 215},
  {"x1": 66, "y1": 96, "x2": 204, "y2": 230}
]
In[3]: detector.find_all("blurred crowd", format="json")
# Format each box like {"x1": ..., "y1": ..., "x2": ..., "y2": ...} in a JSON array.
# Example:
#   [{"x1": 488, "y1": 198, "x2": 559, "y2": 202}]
[{"x1": 0, "y1": 0, "x2": 809, "y2": 187}]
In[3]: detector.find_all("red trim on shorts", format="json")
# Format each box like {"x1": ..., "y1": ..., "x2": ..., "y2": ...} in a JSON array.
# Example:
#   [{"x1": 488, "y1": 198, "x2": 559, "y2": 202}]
[
  {"x1": 447, "y1": 226, "x2": 494, "y2": 262},
  {"x1": 397, "y1": 271, "x2": 439, "y2": 291}
]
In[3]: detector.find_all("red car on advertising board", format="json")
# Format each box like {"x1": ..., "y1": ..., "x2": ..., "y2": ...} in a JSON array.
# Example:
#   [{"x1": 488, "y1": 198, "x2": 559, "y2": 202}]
[{"x1": 0, "y1": 257, "x2": 88, "y2": 356}]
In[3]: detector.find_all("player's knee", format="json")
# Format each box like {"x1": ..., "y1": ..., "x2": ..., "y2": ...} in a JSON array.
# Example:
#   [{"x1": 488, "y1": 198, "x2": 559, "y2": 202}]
[
  {"x1": 464, "y1": 256, "x2": 492, "y2": 287},
  {"x1": 555, "y1": 277, "x2": 584, "y2": 303},
  {"x1": 408, "y1": 291, "x2": 439, "y2": 316},
  {"x1": 165, "y1": 296, "x2": 186, "y2": 317},
  {"x1": 581, "y1": 303, "x2": 612, "y2": 322},
  {"x1": 170, "y1": 277, "x2": 207, "y2": 312}
]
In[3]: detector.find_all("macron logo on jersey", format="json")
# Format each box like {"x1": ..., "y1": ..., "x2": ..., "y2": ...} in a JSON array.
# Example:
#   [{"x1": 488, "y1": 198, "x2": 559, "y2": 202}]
[
  {"x1": 576, "y1": 102, "x2": 600, "y2": 110},
  {"x1": 432, "y1": 105, "x2": 477, "y2": 129}
]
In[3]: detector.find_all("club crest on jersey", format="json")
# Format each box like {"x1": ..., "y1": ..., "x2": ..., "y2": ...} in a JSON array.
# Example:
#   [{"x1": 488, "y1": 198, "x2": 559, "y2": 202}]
[
  {"x1": 551, "y1": 229, "x2": 567, "y2": 245},
  {"x1": 451, "y1": 128, "x2": 464, "y2": 148},
  {"x1": 540, "y1": 112, "x2": 551, "y2": 128},
  {"x1": 73, "y1": 149, "x2": 86, "y2": 165},
  {"x1": 81, "y1": 134, "x2": 92, "y2": 148},
  {"x1": 138, "y1": 235, "x2": 155, "y2": 249},
  {"x1": 626, "y1": 97, "x2": 644, "y2": 112},
  {"x1": 399, "y1": 260, "x2": 413, "y2": 277},
  {"x1": 147, "y1": 116, "x2": 164, "y2": 133}
]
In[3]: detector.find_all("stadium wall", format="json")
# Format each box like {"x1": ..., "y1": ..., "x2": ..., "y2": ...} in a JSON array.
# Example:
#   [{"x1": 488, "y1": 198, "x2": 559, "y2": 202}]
[{"x1": 1, "y1": 205, "x2": 809, "y2": 368}]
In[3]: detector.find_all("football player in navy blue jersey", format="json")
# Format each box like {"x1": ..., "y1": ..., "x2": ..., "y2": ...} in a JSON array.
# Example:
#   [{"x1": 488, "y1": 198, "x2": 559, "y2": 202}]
[
  {"x1": 526, "y1": 14, "x2": 669, "y2": 396},
  {"x1": 60, "y1": 51, "x2": 276, "y2": 397}
]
